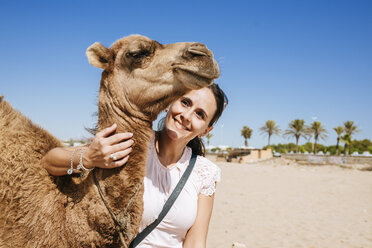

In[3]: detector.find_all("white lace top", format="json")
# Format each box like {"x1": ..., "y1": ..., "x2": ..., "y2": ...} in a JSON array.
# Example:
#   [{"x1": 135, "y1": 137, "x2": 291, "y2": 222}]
[{"x1": 137, "y1": 135, "x2": 221, "y2": 248}]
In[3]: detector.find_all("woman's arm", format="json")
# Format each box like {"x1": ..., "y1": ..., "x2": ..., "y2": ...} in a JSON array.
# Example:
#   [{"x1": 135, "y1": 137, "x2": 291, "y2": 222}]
[
  {"x1": 42, "y1": 123, "x2": 134, "y2": 176},
  {"x1": 183, "y1": 193, "x2": 215, "y2": 248}
]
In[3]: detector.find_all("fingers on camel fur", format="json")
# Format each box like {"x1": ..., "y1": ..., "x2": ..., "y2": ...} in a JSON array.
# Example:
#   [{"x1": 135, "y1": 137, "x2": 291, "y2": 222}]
[{"x1": 0, "y1": 34, "x2": 219, "y2": 247}]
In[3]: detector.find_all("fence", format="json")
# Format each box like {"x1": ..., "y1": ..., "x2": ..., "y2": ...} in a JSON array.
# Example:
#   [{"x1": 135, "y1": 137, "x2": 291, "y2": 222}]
[{"x1": 283, "y1": 154, "x2": 372, "y2": 165}]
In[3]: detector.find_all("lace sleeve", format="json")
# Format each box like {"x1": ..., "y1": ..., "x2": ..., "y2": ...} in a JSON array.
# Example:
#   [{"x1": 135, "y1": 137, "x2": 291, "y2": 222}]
[{"x1": 194, "y1": 157, "x2": 221, "y2": 196}]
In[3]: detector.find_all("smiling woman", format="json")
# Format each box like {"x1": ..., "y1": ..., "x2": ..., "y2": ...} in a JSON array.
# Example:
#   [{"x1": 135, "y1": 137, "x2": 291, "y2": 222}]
[
  {"x1": 161, "y1": 84, "x2": 227, "y2": 157},
  {"x1": 43, "y1": 83, "x2": 228, "y2": 248},
  {"x1": 136, "y1": 85, "x2": 227, "y2": 248},
  {"x1": 162, "y1": 88, "x2": 216, "y2": 147}
]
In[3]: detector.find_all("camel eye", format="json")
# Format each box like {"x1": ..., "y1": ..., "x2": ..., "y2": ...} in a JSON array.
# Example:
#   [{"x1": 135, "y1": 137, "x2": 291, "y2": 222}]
[{"x1": 128, "y1": 50, "x2": 150, "y2": 59}]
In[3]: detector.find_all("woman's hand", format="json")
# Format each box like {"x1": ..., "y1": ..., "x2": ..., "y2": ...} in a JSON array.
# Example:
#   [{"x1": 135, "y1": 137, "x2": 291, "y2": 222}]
[
  {"x1": 42, "y1": 123, "x2": 134, "y2": 176},
  {"x1": 83, "y1": 123, "x2": 134, "y2": 169}
]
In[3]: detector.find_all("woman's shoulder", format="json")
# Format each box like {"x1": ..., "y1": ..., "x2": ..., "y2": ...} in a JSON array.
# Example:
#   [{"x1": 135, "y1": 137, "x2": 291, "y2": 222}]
[
  {"x1": 192, "y1": 155, "x2": 221, "y2": 196},
  {"x1": 194, "y1": 155, "x2": 221, "y2": 178}
]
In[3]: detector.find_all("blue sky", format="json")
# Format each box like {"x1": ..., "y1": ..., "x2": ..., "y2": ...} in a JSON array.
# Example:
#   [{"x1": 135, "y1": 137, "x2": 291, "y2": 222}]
[{"x1": 1, "y1": 0, "x2": 371, "y2": 148}]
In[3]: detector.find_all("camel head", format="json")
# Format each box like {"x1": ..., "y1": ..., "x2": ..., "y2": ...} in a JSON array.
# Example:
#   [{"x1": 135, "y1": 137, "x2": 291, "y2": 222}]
[{"x1": 86, "y1": 35, "x2": 220, "y2": 123}]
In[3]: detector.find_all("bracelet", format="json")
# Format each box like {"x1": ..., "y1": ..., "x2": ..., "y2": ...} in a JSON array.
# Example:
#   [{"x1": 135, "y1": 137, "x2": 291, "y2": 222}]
[
  {"x1": 77, "y1": 147, "x2": 93, "y2": 177},
  {"x1": 67, "y1": 149, "x2": 80, "y2": 175}
]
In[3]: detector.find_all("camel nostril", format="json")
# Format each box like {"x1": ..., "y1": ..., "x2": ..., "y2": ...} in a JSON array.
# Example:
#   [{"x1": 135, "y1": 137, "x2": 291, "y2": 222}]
[
  {"x1": 187, "y1": 48, "x2": 208, "y2": 57},
  {"x1": 186, "y1": 43, "x2": 211, "y2": 57}
]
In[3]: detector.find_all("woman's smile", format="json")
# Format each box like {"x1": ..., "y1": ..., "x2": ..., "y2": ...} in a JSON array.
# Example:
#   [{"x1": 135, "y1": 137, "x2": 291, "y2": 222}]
[{"x1": 174, "y1": 118, "x2": 189, "y2": 131}]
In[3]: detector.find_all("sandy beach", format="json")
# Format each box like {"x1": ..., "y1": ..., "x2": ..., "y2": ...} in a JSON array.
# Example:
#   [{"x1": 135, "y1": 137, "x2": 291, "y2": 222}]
[{"x1": 207, "y1": 158, "x2": 372, "y2": 248}]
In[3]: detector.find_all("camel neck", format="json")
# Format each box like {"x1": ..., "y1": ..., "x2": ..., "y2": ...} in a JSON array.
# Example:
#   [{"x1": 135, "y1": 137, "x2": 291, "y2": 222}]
[
  {"x1": 97, "y1": 98, "x2": 152, "y2": 134},
  {"x1": 95, "y1": 97, "x2": 154, "y2": 214}
]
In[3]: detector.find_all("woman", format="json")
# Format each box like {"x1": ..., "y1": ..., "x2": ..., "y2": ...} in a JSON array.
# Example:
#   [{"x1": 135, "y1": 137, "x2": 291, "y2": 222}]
[{"x1": 42, "y1": 84, "x2": 227, "y2": 247}]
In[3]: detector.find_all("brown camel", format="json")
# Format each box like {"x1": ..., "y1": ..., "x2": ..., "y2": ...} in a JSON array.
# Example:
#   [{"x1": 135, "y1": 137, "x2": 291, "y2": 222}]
[{"x1": 0, "y1": 35, "x2": 219, "y2": 247}]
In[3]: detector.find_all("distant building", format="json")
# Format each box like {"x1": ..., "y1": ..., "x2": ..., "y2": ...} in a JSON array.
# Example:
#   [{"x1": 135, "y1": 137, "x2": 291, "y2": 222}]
[
  {"x1": 205, "y1": 145, "x2": 216, "y2": 150},
  {"x1": 362, "y1": 151, "x2": 372, "y2": 157},
  {"x1": 62, "y1": 141, "x2": 72, "y2": 147},
  {"x1": 206, "y1": 145, "x2": 231, "y2": 154},
  {"x1": 62, "y1": 138, "x2": 91, "y2": 147},
  {"x1": 217, "y1": 145, "x2": 230, "y2": 151},
  {"x1": 227, "y1": 148, "x2": 273, "y2": 163}
]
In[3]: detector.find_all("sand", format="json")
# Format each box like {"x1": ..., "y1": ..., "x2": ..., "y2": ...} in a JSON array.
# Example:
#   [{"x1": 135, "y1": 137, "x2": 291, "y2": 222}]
[{"x1": 207, "y1": 158, "x2": 372, "y2": 248}]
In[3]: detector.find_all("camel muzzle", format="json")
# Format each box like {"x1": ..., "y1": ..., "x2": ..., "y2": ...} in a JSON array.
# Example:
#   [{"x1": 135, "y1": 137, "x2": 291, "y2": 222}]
[{"x1": 186, "y1": 43, "x2": 212, "y2": 57}]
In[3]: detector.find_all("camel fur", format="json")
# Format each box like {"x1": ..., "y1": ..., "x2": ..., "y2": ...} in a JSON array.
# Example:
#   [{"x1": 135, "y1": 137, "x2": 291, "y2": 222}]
[{"x1": 0, "y1": 35, "x2": 219, "y2": 247}]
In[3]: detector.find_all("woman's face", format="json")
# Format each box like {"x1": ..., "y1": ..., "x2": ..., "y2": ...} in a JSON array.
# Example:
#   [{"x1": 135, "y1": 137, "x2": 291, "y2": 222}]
[{"x1": 164, "y1": 87, "x2": 216, "y2": 142}]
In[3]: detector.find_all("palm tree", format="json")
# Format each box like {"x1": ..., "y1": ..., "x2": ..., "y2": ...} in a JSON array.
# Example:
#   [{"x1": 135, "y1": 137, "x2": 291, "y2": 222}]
[
  {"x1": 259, "y1": 120, "x2": 281, "y2": 146},
  {"x1": 205, "y1": 133, "x2": 213, "y2": 148},
  {"x1": 333, "y1": 126, "x2": 344, "y2": 155},
  {"x1": 284, "y1": 119, "x2": 309, "y2": 153},
  {"x1": 307, "y1": 121, "x2": 328, "y2": 154},
  {"x1": 341, "y1": 133, "x2": 352, "y2": 156},
  {"x1": 343, "y1": 121, "x2": 360, "y2": 155},
  {"x1": 241, "y1": 126, "x2": 253, "y2": 147}
]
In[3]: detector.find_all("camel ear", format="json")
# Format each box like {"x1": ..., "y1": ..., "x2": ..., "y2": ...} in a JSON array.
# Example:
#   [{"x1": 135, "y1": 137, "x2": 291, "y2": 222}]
[{"x1": 86, "y1": 42, "x2": 112, "y2": 69}]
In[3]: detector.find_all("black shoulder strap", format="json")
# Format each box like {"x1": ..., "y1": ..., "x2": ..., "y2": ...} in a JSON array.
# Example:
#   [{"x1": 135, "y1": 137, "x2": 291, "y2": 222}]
[{"x1": 129, "y1": 153, "x2": 197, "y2": 248}]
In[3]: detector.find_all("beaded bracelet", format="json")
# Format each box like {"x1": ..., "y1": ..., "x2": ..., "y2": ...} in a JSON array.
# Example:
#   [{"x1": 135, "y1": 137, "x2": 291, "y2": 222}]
[
  {"x1": 67, "y1": 149, "x2": 80, "y2": 175},
  {"x1": 77, "y1": 147, "x2": 93, "y2": 177}
]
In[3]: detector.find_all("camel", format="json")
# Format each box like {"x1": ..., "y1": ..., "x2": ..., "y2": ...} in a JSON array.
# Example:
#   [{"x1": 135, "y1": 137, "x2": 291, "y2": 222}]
[{"x1": 0, "y1": 35, "x2": 219, "y2": 247}]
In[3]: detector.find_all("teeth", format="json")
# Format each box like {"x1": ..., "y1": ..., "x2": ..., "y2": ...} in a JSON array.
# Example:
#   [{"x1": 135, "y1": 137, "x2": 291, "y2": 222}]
[
  {"x1": 175, "y1": 119, "x2": 187, "y2": 130},
  {"x1": 177, "y1": 122, "x2": 184, "y2": 130}
]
